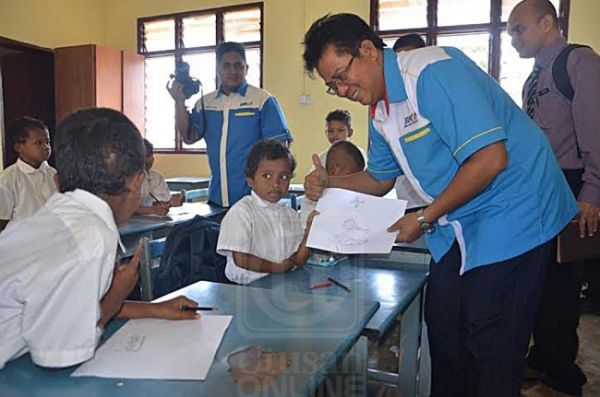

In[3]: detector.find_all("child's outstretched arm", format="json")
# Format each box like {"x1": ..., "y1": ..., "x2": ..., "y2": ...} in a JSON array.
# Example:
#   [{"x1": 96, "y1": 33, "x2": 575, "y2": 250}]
[
  {"x1": 118, "y1": 296, "x2": 200, "y2": 320},
  {"x1": 232, "y1": 251, "x2": 297, "y2": 273},
  {"x1": 289, "y1": 210, "x2": 319, "y2": 267},
  {"x1": 99, "y1": 242, "x2": 144, "y2": 327}
]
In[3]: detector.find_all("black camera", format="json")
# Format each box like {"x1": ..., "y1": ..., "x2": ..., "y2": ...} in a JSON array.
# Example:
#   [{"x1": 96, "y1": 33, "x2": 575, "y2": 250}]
[{"x1": 170, "y1": 60, "x2": 201, "y2": 99}]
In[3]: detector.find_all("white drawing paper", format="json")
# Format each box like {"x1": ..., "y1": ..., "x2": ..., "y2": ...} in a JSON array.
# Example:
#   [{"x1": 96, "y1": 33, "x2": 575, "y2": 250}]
[
  {"x1": 307, "y1": 188, "x2": 407, "y2": 254},
  {"x1": 71, "y1": 315, "x2": 232, "y2": 380}
]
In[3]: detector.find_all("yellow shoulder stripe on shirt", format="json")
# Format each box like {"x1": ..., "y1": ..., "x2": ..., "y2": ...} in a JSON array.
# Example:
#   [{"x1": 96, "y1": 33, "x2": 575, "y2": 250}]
[
  {"x1": 234, "y1": 111, "x2": 256, "y2": 117},
  {"x1": 404, "y1": 127, "x2": 431, "y2": 143},
  {"x1": 453, "y1": 126, "x2": 502, "y2": 157}
]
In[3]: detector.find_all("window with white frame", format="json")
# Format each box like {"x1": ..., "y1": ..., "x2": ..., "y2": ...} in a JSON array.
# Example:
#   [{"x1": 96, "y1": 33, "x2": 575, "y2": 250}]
[
  {"x1": 372, "y1": 0, "x2": 569, "y2": 104},
  {"x1": 138, "y1": 3, "x2": 263, "y2": 152}
]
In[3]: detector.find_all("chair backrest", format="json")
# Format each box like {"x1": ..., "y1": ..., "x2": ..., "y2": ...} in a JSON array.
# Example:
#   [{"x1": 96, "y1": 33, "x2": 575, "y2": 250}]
[
  {"x1": 138, "y1": 237, "x2": 167, "y2": 301},
  {"x1": 153, "y1": 215, "x2": 230, "y2": 298}
]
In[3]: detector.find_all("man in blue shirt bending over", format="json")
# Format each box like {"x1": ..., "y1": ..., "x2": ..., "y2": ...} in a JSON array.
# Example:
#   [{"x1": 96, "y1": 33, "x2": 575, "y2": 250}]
[
  {"x1": 168, "y1": 42, "x2": 292, "y2": 207},
  {"x1": 302, "y1": 13, "x2": 577, "y2": 397}
]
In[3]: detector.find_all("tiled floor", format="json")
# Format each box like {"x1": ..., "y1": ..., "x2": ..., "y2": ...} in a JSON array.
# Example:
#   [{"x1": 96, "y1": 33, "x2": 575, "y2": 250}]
[{"x1": 367, "y1": 312, "x2": 600, "y2": 396}]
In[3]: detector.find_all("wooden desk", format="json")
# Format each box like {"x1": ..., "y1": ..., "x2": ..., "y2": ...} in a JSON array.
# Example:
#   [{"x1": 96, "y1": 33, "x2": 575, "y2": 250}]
[{"x1": 0, "y1": 282, "x2": 379, "y2": 397}]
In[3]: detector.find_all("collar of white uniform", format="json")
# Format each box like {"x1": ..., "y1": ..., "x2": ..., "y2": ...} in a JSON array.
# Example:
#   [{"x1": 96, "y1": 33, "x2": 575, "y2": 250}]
[
  {"x1": 66, "y1": 188, "x2": 126, "y2": 253},
  {"x1": 16, "y1": 158, "x2": 50, "y2": 175},
  {"x1": 250, "y1": 190, "x2": 282, "y2": 209}
]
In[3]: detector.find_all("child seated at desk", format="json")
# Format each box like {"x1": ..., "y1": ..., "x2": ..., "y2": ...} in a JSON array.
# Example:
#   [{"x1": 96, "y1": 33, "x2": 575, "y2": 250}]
[
  {"x1": 136, "y1": 138, "x2": 184, "y2": 216},
  {"x1": 0, "y1": 108, "x2": 199, "y2": 370},
  {"x1": 301, "y1": 140, "x2": 366, "y2": 228},
  {"x1": 312, "y1": 109, "x2": 366, "y2": 171},
  {"x1": 217, "y1": 140, "x2": 317, "y2": 285},
  {"x1": 0, "y1": 117, "x2": 58, "y2": 232}
]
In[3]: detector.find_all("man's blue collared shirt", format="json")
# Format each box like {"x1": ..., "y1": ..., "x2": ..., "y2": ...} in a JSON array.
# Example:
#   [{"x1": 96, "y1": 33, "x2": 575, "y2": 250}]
[
  {"x1": 367, "y1": 47, "x2": 577, "y2": 273},
  {"x1": 190, "y1": 82, "x2": 291, "y2": 207}
]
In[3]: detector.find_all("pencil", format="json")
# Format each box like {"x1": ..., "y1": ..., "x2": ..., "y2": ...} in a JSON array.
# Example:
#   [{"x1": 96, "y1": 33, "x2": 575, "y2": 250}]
[
  {"x1": 181, "y1": 306, "x2": 217, "y2": 311},
  {"x1": 327, "y1": 277, "x2": 351, "y2": 292},
  {"x1": 149, "y1": 192, "x2": 161, "y2": 204},
  {"x1": 309, "y1": 281, "x2": 333, "y2": 290}
]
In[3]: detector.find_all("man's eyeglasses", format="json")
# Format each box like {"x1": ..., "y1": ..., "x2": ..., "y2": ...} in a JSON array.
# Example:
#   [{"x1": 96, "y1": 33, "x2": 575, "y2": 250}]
[{"x1": 325, "y1": 57, "x2": 355, "y2": 95}]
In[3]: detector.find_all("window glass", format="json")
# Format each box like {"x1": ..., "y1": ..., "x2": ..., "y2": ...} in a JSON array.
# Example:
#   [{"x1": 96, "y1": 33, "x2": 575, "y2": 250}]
[
  {"x1": 437, "y1": 33, "x2": 490, "y2": 72},
  {"x1": 378, "y1": 0, "x2": 427, "y2": 31},
  {"x1": 143, "y1": 19, "x2": 175, "y2": 52},
  {"x1": 224, "y1": 8, "x2": 261, "y2": 42},
  {"x1": 438, "y1": 0, "x2": 490, "y2": 26},
  {"x1": 145, "y1": 56, "x2": 176, "y2": 149},
  {"x1": 245, "y1": 47, "x2": 261, "y2": 87},
  {"x1": 182, "y1": 15, "x2": 216, "y2": 48}
]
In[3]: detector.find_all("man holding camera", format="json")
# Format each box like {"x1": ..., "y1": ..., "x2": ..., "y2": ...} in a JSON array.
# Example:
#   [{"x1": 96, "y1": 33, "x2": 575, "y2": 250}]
[{"x1": 168, "y1": 42, "x2": 292, "y2": 208}]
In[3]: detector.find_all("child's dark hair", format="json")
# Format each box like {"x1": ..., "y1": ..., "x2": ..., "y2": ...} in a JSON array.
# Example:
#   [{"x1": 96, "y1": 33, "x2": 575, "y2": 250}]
[
  {"x1": 245, "y1": 140, "x2": 296, "y2": 178},
  {"x1": 8, "y1": 116, "x2": 48, "y2": 145},
  {"x1": 143, "y1": 138, "x2": 154, "y2": 154},
  {"x1": 326, "y1": 140, "x2": 365, "y2": 172},
  {"x1": 54, "y1": 108, "x2": 145, "y2": 195},
  {"x1": 393, "y1": 34, "x2": 426, "y2": 51},
  {"x1": 217, "y1": 41, "x2": 246, "y2": 64},
  {"x1": 326, "y1": 109, "x2": 352, "y2": 129}
]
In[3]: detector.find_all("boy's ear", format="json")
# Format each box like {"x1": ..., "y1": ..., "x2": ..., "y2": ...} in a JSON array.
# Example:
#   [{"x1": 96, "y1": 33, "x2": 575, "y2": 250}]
[
  {"x1": 126, "y1": 172, "x2": 145, "y2": 195},
  {"x1": 245, "y1": 176, "x2": 254, "y2": 189},
  {"x1": 13, "y1": 142, "x2": 22, "y2": 154},
  {"x1": 347, "y1": 128, "x2": 354, "y2": 138}
]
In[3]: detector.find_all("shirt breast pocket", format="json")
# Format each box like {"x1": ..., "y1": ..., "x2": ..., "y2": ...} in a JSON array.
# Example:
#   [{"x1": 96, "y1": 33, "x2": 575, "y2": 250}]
[{"x1": 536, "y1": 88, "x2": 569, "y2": 129}]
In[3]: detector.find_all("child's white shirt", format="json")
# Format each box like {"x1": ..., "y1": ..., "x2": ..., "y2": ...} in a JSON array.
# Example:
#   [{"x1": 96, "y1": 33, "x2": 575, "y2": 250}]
[
  {"x1": 217, "y1": 191, "x2": 304, "y2": 285},
  {"x1": 0, "y1": 159, "x2": 58, "y2": 222},
  {"x1": 0, "y1": 189, "x2": 123, "y2": 369},
  {"x1": 140, "y1": 169, "x2": 171, "y2": 206}
]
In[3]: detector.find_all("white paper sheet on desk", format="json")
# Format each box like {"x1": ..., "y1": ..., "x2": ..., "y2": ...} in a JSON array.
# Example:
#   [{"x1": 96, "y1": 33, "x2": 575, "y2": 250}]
[
  {"x1": 307, "y1": 188, "x2": 407, "y2": 254},
  {"x1": 71, "y1": 315, "x2": 232, "y2": 380}
]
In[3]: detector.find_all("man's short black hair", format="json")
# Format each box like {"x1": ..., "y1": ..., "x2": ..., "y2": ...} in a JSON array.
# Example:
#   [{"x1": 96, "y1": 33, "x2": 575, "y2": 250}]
[
  {"x1": 143, "y1": 138, "x2": 154, "y2": 154},
  {"x1": 55, "y1": 108, "x2": 145, "y2": 196},
  {"x1": 303, "y1": 13, "x2": 385, "y2": 76},
  {"x1": 8, "y1": 116, "x2": 48, "y2": 145},
  {"x1": 216, "y1": 42, "x2": 246, "y2": 64},
  {"x1": 326, "y1": 109, "x2": 352, "y2": 129},
  {"x1": 245, "y1": 140, "x2": 296, "y2": 179},
  {"x1": 326, "y1": 140, "x2": 365, "y2": 174},
  {"x1": 393, "y1": 34, "x2": 426, "y2": 52}
]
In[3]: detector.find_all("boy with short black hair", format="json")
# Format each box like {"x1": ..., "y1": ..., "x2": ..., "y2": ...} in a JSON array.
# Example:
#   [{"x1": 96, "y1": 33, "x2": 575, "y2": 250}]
[
  {"x1": 0, "y1": 108, "x2": 198, "y2": 370},
  {"x1": 217, "y1": 140, "x2": 316, "y2": 285},
  {"x1": 137, "y1": 138, "x2": 183, "y2": 216},
  {"x1": 315, "y1": 109, "x2": 366, "y2": 169},
  {"x1": 0, "y1": 117, "x2": 58, "y2": 231}
]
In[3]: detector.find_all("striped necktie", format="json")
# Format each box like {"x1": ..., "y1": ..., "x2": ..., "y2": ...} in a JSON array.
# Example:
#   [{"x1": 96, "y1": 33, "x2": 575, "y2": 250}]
[{"x1": 525, "y1": 65, "x2": 542, "y2": 118}]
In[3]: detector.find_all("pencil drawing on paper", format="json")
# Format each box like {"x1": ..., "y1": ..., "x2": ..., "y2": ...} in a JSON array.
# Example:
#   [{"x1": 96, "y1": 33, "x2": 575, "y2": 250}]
[
  {"x1": 124, "y1": 334, "x2": 146, "y2": 352},
  {"x1": 332, "y1": 218, "x2": 370, "y2": 246}
]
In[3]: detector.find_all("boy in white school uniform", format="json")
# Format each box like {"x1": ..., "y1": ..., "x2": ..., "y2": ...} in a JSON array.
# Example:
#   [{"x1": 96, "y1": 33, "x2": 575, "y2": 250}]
[
  {"x1": 0, "y1": 108, "x2": 199, "y2": 370},
  {"x1": 217, "y1": 140, "x2": 317, "y2": 285},
  {"x1": 0, "y1": 117, "x2": 58, "y2": 232},
  {"x1": 136, "y1": 138, "x2": 184, "y2": 216},
  {"x1": 312, "y1": 109, "x2": 367, "y2": 171}
]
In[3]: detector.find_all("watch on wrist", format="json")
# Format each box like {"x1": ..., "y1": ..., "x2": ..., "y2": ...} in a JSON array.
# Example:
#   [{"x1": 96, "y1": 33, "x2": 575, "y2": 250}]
[{"x1": 416, "y1": 209, "x2": 436, "y2": 234}]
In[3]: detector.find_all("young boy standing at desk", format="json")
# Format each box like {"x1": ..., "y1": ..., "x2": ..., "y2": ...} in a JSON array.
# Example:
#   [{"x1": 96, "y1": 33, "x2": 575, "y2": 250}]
[
  {"x1": 136, "y1": 138, "x2": 184, "y2": 216},
  {"x1": 301, "y1": 140, "x2": 366, "y2": 228},
  {"x1": 217, "y1": 140, "x2": 316, "y2": 285},
  {"x1": 314, "y1": 109, "x2": 366, "y2": 170},
  {"x1": 0, "y1": 108, "x2": 198, "y2": 370},
  {"x1": 0, "y1": 117, "x2": 58, "y2": 232}
]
